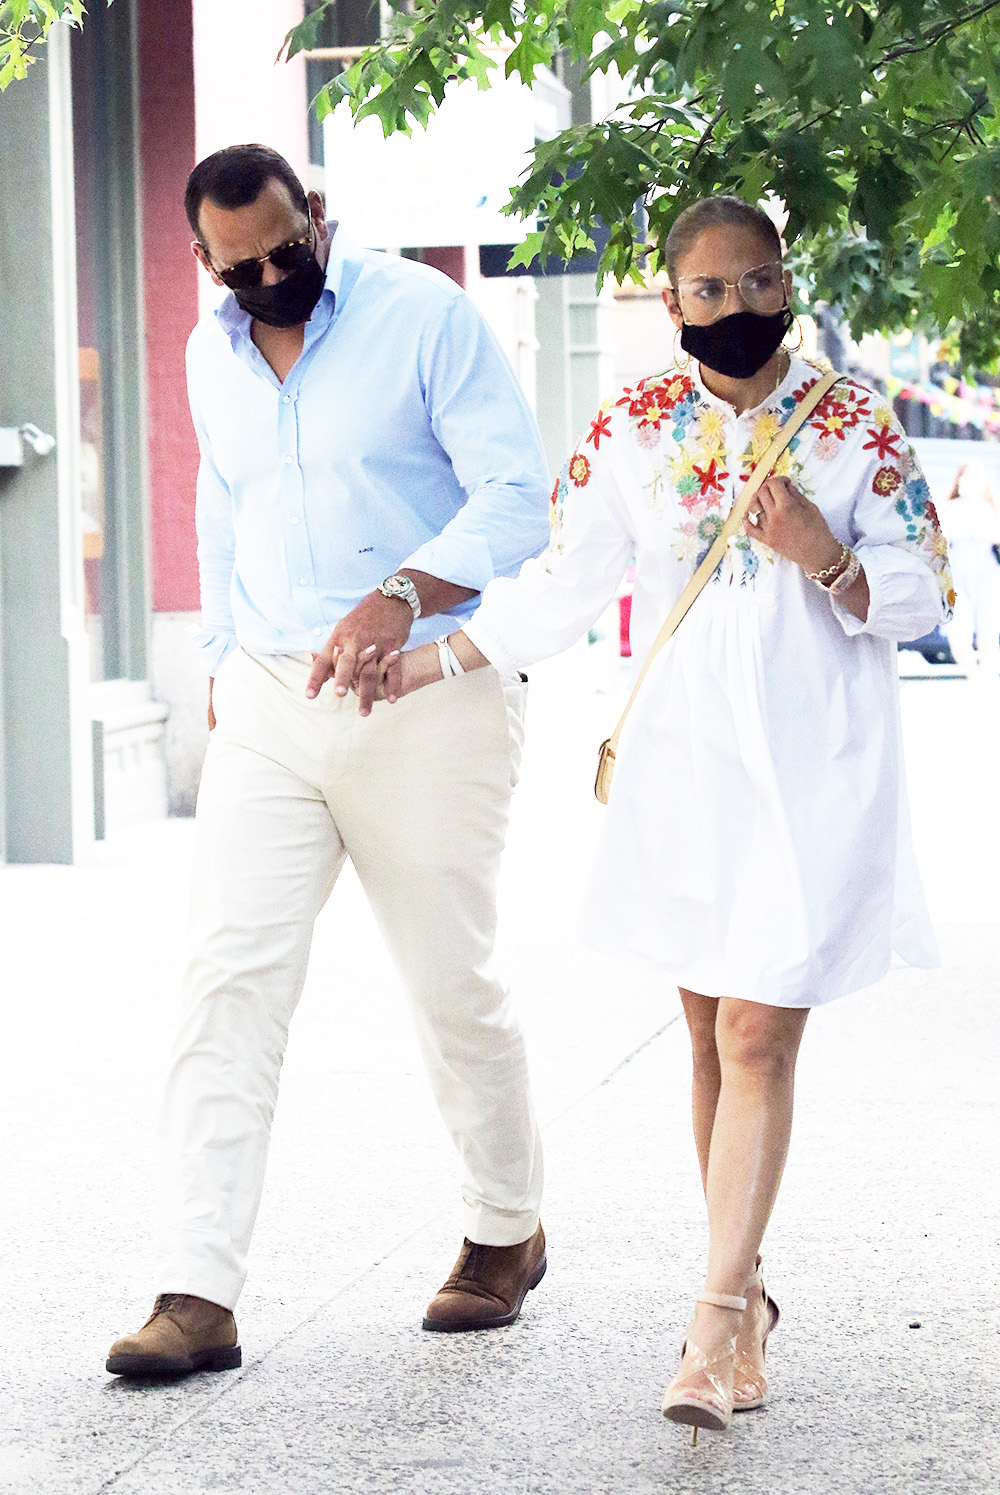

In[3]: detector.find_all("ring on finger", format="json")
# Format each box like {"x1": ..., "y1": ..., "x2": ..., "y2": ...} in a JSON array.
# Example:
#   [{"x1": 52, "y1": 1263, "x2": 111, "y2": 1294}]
[{"x1": 748, "y1": 508, "x2": 762, "y2": 527}]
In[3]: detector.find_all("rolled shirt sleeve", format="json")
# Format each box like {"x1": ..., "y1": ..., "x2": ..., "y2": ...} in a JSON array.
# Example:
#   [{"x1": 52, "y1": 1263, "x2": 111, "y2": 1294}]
[{"x1": 401, "y1": 294, "x2": 551, "y2": 591}]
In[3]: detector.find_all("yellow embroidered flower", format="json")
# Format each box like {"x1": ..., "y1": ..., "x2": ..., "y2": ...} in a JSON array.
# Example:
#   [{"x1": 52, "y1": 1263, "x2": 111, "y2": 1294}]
[
  {"x1": 644, "y1": 401, "x2": 663, "y2": 423},
  {"x1": 699, "y1": 408, "x2": 726, "y2": 443},
  {"x1": 754, "y1": 412, "x2": 781, "y2": 447},
  {"x1": 873, "y1": 405, "x2": 893, "y2": 427}
]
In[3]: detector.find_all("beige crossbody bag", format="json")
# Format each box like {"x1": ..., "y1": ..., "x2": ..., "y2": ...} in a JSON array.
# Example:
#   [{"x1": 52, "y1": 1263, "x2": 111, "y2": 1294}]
[{"x1": 594, "y1": 368, "x2": 841, "y2": 804}]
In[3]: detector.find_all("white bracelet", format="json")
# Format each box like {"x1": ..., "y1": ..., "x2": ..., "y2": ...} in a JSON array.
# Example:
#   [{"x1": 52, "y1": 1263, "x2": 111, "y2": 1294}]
[
  {"x1": 436, "y1": 638, "x2": 454, "y2": 679},
  {"x1": 435, "y1": 635, "x2": 465, "y2": 678}
]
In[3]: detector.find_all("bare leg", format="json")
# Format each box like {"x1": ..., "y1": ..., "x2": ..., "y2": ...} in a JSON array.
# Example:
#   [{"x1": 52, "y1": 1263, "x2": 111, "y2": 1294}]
[
  {"x1": 689, "y1": 997, "x2": 808, "y2": 1363},
  {"x1": 679, "y1": 988, "x2": 721, "y2": 1195},
  {"x1": 665, "y1": 994, "x2": 808, "y2": 1424}
]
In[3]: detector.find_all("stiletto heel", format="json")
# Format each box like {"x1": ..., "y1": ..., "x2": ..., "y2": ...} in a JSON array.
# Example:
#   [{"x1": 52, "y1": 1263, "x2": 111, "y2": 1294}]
[
  {"x1": 733, "y1": 1258, "x2": 780, "y2": 1411},
  {"x1": 662, "y1": 1291, "x2": 747, "y2": 1434}
]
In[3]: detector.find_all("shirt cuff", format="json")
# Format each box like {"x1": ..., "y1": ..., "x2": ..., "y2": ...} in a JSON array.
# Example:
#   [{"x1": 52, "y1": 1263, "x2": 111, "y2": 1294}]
[
  {"x1": 462, "y1": 609, "x2": 524, "y2": 679},
  {"x1": 829, "y1": 546, "x2": 944, "y2": 641},
  {"x1": 189, "y1": 623, "x2": 239, "y2": 677},
  {"x1": 401, "y1": 532, "x2": 495, "y2": 594}
]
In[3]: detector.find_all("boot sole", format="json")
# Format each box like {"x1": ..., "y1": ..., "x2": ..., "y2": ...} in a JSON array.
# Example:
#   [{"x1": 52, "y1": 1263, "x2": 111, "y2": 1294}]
[
  {"x1": 106, "y1": 1344, "x2": 242, "y2": 1378},
  {"x1": 422, "y1": 1256, "x2": 546, "y2": 1332}
]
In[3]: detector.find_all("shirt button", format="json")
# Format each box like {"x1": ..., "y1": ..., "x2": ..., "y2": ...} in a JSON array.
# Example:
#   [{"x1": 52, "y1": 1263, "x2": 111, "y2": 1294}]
[
  {"x1": 284, "y1": 455, "x2": 293, "y2": 465},
  {"x1": 299, "y1": 578, "x2": 308, "y2": 586},
  {"x1": 290, "y1": 515, "x2": 300, "y2": 525},
  {"x1": 313, "y1": 626, "x2": 323, "y2": 636},
  {"x1": 283, "y1": 395, "x2": 291, "y2": 403}
]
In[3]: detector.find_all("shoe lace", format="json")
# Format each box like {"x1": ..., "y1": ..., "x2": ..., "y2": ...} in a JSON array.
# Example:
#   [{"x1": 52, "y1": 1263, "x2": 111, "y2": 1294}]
[{"x1": 150, "y1": 1293, "x2": 186, "y2": 1321}]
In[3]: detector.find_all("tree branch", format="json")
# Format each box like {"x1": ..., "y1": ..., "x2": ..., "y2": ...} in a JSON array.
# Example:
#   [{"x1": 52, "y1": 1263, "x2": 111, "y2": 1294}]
[{"x1": 878, "y1": 0, "x2": 1000, "y2": 65}]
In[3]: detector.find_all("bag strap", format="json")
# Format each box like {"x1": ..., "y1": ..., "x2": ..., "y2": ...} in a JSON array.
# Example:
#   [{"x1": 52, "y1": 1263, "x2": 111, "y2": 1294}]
[{"x1": 604, "y1": 368, "x2": 841, "y2": 760}]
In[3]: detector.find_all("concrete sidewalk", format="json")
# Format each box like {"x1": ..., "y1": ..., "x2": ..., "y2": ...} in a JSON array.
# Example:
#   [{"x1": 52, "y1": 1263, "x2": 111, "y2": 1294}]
[{"x1": 1, "y1": 644, "x2": 998, "y2": 1494}]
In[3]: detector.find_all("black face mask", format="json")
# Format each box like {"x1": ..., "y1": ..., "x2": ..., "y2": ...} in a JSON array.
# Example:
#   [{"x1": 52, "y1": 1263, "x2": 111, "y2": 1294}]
[
  {"x1": 232, "y1": 245, "x2": 326, "y2": 328},
  {"x1": 680, "y1": 306, "x2": 793, "y2": 380}
]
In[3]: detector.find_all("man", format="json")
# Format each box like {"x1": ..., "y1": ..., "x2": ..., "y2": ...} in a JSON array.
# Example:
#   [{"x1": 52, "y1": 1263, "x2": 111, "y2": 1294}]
[{"x1": 106, "y1": 144, "x2": 549, "y2": 1377}]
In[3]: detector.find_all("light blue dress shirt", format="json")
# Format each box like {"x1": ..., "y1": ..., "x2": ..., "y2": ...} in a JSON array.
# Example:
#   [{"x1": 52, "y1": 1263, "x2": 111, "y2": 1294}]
[{"x1": 186, "y1": 222, "x2": 551, "y2": 675}]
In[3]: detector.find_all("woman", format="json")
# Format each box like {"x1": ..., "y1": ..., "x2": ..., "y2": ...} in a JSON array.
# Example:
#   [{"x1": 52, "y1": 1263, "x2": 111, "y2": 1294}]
[
  {"x1": 396, "y1": 196, "x2": 953, "y2": 1434},
  {"x1": 940, "y1": 457, "x2": 1000, "y2": 677}
]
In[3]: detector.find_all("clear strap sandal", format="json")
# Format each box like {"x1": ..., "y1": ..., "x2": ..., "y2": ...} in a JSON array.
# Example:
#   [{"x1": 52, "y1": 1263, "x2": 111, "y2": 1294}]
[
  {"x1": 733, "y1": 1258, "x2": 780, "y2": 1411},
  {"x1": 662, "y1": 1290, "x2": 747, "y2": 1441}
]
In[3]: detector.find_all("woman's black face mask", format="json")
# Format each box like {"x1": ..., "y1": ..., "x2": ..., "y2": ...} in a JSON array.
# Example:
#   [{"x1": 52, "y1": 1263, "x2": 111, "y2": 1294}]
[{"x1": 681, "y1": 306, "x2": 794, "y2": 380}]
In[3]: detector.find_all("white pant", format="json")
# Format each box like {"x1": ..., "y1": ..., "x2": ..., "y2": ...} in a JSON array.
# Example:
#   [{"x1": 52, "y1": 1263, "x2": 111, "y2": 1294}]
[{"x1": 154, "y1": 649, "x2": 543, "y2": 1310}]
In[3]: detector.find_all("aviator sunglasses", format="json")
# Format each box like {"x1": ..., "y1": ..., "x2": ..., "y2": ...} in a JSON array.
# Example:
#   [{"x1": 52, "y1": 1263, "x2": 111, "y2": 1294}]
[{"x1": 209, "y1": 221, "x2": 316, "y2": 291}]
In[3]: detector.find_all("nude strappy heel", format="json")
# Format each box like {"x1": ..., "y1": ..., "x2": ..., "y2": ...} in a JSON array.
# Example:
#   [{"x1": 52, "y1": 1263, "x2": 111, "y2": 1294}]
[
  {"x1": 662, "y1": 1291, "x2": 747, "y2": 1441},
  {"x1": 733, "y1": 1258, "x2": 780, "y2": 1412}
]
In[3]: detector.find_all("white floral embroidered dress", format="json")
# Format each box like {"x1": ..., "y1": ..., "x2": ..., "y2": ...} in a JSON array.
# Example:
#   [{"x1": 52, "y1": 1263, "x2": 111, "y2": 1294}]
[{"x1": 465, "y1": 354, "x2": 955, "y2": 1008}]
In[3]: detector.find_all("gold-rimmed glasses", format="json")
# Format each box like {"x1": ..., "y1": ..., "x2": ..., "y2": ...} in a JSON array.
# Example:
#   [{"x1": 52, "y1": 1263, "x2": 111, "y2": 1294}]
[{"x1": 673, "y1": 261, "x2": 787, "y2": 325}]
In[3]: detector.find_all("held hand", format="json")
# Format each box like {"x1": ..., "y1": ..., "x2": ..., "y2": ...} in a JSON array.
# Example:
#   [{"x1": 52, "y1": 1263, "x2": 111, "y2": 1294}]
[
  {"x1": 743, "y1": 476, "x2": 843, "y2": 575},
  {"x1": 306, "y1": 591, "x2": 413, "y2": 716},
  {"x1": 207, "y1": 679, "x2": 216, "y2": 732}
]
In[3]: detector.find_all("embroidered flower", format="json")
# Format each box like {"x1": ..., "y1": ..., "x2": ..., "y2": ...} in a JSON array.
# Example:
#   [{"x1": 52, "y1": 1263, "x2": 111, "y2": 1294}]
[
  {"x1": 873, "y1": 464, "x2": 902, "y2": 497},
  {"x1": 635, "y1": 422, "x2": 661, "y2": 450},
  {"x1": 692, "y1": 458, "x2": 728, "y2": 497},
  {"x1": 815, "y1": 432, "x2": 840, "y2": 462},
  {"x1": 586, "y1": 411, "x2": 613, "y2": 449},
  {"x1": 862, "y1": 424, "x2": 902, "y2": 461},
  {"x1": 568, "y1": 453, "x2": 591, "y2": 487}
]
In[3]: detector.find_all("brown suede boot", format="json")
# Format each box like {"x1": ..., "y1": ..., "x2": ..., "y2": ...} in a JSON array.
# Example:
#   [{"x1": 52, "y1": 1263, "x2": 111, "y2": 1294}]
[
  {"x1": 106, "y1": 1293, "x2": 241, "y2": 1377},
  {"x1": 423, "y1": 1224, "x2": 546, "y2": 1332}
]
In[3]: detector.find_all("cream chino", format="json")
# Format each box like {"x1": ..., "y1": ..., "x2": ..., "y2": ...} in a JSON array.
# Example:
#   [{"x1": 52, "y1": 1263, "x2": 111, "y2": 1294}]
[{"x1": 153, "y1": 648, "x2": 543, "y2": 1310}]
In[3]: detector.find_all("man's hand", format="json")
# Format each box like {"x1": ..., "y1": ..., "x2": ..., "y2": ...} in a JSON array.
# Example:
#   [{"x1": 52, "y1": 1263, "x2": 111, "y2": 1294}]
[
  {"x1": 306, "y1": 591, "x2": 412, "y2": 715},
  {"x1": 306, "y1": 570, "x2": 479, "y2": 716}
]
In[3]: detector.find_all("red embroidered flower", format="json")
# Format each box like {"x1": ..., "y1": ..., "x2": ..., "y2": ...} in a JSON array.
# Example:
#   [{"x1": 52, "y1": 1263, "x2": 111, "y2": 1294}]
[
  {"x1": 792, "y1": 378, "x2": 820, "y2": 403},
  {"x1": 616, "y1": 373, "x2": 693, "y2": 422},
  {"x1": 586, "y1": 411, "x2": 613, "y2": 448},
  {"x1": 692, "y1": 458, "x2": 728, "y2": 497},
  {"x1": 549, "y1": 479, "x2": 560, "y2": 507},
  {"x1": 568, "y1": 453, "x2": 591, "y2": 487},
  {"x1": 872, "y1": 464, "x2": 902, "y2": 496},
  {"x1": 810, "y1": 385, "x2": 871, "y2": 438},
  {"x1": 925, "y1": 499, "x2": 941, "y2": 530},
  {"x1": 862, "y1": 424, "x2": 902, "y2": 461}
]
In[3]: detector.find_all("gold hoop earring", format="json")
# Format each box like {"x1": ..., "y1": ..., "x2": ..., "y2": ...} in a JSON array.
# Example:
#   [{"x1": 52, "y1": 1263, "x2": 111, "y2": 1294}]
[
  {"x1": 673, "y1": 327, "x2": 692, "y2": 371},
  {"x1": 784, "y1": 315, "x2": 804, "y2": 353}
]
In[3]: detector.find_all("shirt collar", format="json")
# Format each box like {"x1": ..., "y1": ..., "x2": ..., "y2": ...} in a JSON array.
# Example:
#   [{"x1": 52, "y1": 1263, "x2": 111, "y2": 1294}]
[{"x1": 214, "y1": 219, "x2": 365, "y2": 344}]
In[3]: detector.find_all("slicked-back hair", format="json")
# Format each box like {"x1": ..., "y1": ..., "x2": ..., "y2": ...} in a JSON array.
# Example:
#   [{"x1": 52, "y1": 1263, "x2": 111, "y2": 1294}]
[
  {"x1": 185, "y1": 144, "x2": 309, "y2": 241},
  {"x1": 664, "y1": 196, "x2": 782, "y2": 285}
]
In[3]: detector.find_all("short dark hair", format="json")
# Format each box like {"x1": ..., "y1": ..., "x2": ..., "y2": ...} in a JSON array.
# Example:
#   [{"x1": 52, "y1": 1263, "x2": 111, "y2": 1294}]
[
  {"x1": 184, "y1": 144, "x2": 309, "y2": 240},
  {"x1": 664, "y1": 196, "x2": 782, "y2": 284}
]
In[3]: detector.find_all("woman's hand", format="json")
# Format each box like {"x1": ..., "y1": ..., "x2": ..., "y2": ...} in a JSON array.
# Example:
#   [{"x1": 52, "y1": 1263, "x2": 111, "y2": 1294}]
[
  {"x1": 743, "y1": 475, "x2": 843, "y2": 575},
  {"x1": 744, "y1": 475, "x2": 870, "y2": 621},
  {"x1": 373, "y1": 631, "x2": 493, "y2": 704},
  {"x1": 396, "y1": 643, "x2": 443, "y2": 698}
]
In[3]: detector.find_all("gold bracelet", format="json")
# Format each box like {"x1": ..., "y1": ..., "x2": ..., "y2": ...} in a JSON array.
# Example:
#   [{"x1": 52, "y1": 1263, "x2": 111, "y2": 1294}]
[{"x1": 806, "y1": 544, "x2": 850, "y2": 584}]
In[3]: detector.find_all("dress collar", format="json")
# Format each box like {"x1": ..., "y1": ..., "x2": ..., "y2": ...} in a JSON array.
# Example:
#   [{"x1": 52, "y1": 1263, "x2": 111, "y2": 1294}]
[{"x1": 688, "y1": 351, "x2": 818, "y2": 419}]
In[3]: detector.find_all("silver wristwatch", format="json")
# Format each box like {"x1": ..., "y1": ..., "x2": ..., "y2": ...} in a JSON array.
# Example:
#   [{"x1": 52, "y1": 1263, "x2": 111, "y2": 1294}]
[{"x1": 377, "y1": 572, "x2": 421, "y2": 620}]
